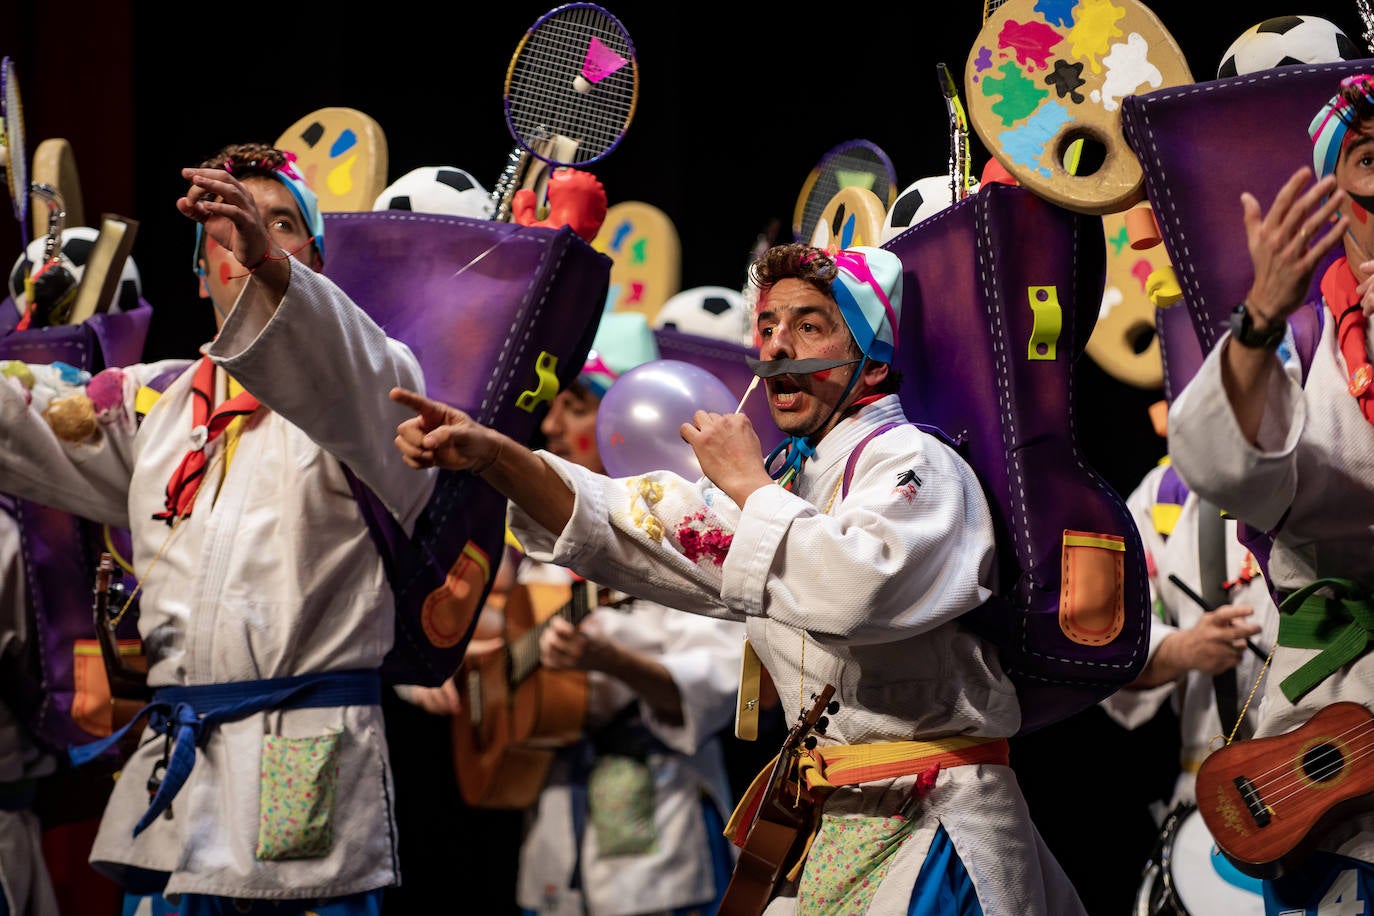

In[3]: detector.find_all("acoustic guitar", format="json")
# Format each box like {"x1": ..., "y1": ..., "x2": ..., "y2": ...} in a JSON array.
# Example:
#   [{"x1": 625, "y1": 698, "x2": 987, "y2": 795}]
[
  {"x1": 718, "y1": 683, "x2": 836, "y2": 916},
  {"x1": 450, "y1": 577, "x2": 631, "y2": 808},
  {"x1": 1196, "y1": 701, "x2": 1374, "y2": 878}
]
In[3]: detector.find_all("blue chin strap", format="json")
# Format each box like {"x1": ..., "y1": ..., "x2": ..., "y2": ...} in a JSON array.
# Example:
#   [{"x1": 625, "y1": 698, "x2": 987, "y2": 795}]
[
  {"x1": 765, "y1": 345, "x2": 868, "y2": 491},
  {"x1": 762, "y1": 261, "x2": 892, "y2": 491}
]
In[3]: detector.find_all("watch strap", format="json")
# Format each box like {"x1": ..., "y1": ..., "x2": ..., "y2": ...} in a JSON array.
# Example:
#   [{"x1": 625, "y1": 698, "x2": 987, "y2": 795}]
[{"x1": 1230, "y1": 302, "x2": 1285, "y2": 350}]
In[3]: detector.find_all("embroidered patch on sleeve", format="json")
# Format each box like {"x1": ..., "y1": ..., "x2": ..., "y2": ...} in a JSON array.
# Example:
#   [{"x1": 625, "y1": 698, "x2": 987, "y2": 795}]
[{"x1": 893, "y1": 468, "x2": 922, "y2": 503}]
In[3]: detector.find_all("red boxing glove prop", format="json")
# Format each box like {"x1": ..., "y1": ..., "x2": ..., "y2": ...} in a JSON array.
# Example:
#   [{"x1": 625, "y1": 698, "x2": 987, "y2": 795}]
[{"x1": 511, "y1": 168, "x2": 608, "y2": 242}]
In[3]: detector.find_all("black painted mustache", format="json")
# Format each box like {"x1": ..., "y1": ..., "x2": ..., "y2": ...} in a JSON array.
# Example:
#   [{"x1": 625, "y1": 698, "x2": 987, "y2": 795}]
[{"x1": 744, "y1": 356, "x2": 860, "y2": 378}]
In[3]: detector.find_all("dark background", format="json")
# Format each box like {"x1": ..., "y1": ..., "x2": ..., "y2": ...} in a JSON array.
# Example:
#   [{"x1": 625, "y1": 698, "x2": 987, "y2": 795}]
[{"x1": 6, "y1": 1, "x2": 1368, "y2": 913}]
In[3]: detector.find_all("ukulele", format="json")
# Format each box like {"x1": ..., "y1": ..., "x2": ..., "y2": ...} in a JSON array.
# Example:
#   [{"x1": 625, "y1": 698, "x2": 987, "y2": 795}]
[
  {"x1": 718, "y1": 683, "x2": 837, "y2": 916},
  {"x1": 91, "y1": 552, "x2": 149, "y2": 702},
  {"x1": 451, "y1": 577, "x2": 633, "y2": 808},
  {"x1": 1196, "y1": 701, "x2": 1374, "y2": 878}
]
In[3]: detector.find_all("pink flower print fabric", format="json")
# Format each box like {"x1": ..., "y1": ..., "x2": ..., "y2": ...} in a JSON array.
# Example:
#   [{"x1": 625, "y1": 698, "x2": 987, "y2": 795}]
[
  {"x1": 796, "y1": 813, "x2": 914, "y2": 915},
  {"x1": 255, "y1": 731, "x2": 341, "y2": 860},
  {"x1": 675, "y1": 510, "x2": 732, "y2": 565}
]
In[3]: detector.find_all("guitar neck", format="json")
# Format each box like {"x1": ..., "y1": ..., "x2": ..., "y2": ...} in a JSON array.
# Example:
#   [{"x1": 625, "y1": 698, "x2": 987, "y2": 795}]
[{"x1": 507, "y1": 580, "x2": 598, "y2": 686}]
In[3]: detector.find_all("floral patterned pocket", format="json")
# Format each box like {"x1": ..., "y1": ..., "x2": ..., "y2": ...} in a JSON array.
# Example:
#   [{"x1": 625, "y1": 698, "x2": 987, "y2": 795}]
[
  {"x1": 588, "y1": 754, "x2": 657, "y2": 856},
  {"x1": 797, "y1": 813, "x2": 914, "y2": 916},
  {"x1": 255, "y1": 731, "x2": 341, "y2": 860}
]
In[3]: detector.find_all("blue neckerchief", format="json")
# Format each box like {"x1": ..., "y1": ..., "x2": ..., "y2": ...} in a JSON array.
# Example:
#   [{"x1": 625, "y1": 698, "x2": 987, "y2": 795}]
[
  {"x1": 761, "y1": 346, "x2": 867, "y2": 491},
  {"x1": 766, "y1": 435, "x2": 817, "y2": 490}
]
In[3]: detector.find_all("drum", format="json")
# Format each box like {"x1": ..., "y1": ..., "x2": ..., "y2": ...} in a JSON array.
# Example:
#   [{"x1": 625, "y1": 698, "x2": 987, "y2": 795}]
[{"x1": 1135, "y1": 803, "x2": 1265, "y2": 916}]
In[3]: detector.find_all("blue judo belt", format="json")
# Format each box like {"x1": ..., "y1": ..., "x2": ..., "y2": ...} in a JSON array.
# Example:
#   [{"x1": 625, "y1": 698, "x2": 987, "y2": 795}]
[{"x1": 69, "y1": 669, "x2": 380, "y2": 836}]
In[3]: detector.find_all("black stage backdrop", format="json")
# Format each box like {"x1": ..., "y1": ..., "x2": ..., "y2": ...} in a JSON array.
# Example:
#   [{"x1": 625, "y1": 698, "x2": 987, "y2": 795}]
[{"x1": 4, "y1": 2, "x2": 1363, "y2": 912}]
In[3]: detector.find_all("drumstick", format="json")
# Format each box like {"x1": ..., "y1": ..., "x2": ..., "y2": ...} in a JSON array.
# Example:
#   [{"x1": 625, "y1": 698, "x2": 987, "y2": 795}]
[
  {"x1": 1167, "y1": 574, "x2": 1267, "y2": 661},
  {"x1": 735, "y1": 375, "x2": 760, "y2": 414}
]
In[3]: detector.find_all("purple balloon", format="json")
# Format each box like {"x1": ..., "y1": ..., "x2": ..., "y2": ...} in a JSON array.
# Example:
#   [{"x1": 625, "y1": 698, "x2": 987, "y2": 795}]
[{"x1": 596, "y1": 359, "x2": 739, "y2": 479}]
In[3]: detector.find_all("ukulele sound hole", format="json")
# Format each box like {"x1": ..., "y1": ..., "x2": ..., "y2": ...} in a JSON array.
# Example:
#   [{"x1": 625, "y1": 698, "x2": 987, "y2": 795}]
[{"x1": 1302, "y1": 742, "x2": 1345, "y2": 782}]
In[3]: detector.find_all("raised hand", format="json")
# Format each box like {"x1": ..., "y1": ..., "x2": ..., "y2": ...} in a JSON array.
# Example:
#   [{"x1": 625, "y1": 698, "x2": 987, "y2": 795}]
[
  {"x1": 1241, "y1": 166, "x2": 1348, "y2": 327},
  {"x1": 176, "y1": 167, "x2": 274, "y2": 271}
]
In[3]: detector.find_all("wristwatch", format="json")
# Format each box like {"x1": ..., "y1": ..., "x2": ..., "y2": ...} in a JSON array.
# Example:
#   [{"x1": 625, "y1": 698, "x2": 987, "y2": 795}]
[{"x1": 1228, "y1": 302, "x2": 1285, "y2": 350}]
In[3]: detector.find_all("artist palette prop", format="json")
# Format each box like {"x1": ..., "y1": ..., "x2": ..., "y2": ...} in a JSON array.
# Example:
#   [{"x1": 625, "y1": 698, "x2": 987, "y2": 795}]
[
  {"x1": 1085, "y1": 202, "x2": 1175, "y2": 389},
  {"x1": 1119, "y1": 59, "x2": 1374, "y2": 353},
  {"x1": 321, "y1": 212, "x2": 610, "y2": 684},
  {"x1": 809, "y1": 186, "x2": 887, "y2": 250},
  {"x1": 965, "y1": 0, "x2": 1192, "y2": 215},
  {"x1": 276, "y1": 107, "x2": 388, "y2": 213},
  {"x1": 592, "y1": 200, "x2": 681, "y2": 322}
]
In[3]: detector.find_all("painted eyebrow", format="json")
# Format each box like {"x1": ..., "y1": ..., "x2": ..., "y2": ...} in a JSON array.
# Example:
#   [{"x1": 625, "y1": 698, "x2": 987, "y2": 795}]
[
  {"x1": 264, "y1": 205, "x2": 303, "y2": 223},
  {"x1": 1345, "y1": 134, "x2": 1374, "y2": 161},
  {"x1": 757, "y1": 303, "x2": 829, "y2": 322}
]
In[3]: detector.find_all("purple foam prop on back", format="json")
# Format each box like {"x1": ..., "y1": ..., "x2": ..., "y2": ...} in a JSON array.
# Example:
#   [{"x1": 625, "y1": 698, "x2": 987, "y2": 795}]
[
  {"x1": 881, "y1": 182, "x2": 1150, "y2": 735},
  {"x1": 1122, "y1": 61, "x2": 1371, "y2": 605},
  {"x1": 320, "y1": 212, "x2": 610, "y2": 686},
  {"x1": 0, "y1": 302, "x2": 152, "y2": 754},
  {"x1": 1121, "y1": 59, "x2": 1374, "y2": 354},
  {"x1": 1155, "y1": 301, "x2": 1204, "y2": 406},
  {"x1": 652, "y1": 326, "x2": 780, "y2": 448}
]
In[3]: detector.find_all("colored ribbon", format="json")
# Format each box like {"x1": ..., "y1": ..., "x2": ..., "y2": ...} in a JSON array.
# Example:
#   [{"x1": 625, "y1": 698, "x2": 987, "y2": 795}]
[
  {"x1": 68, "y1": 670, "x2": 380, "y2": 836},
  {"x1": 1321, "y1": 257, "x2": 1374, "y2": 426},
  {"x1": 153, "y1": 357, "x2": 259, "y2": 524}
]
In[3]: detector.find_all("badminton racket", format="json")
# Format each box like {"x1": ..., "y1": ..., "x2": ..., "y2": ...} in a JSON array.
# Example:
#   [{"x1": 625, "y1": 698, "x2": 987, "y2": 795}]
[
  {"x1": 492, "y1": 3, "x2": 637, "y2": 220},
  {"x1": 2, "y1": 57, "x2": 29, "y2": 237},
  {"x1": 792, "y1": 140, "x2": 897, "y2": 243}
]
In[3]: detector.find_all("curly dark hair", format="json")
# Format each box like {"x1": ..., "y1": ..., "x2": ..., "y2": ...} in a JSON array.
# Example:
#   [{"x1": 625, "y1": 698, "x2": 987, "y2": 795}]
[
  {"x1": 197, "y1": 142, "x2": 294, "y2": 179},
  {"x1": 748, "y1": 242, "x2": 902, "y2": 393},
  {"x1": 748, "y1": 242, "x2": 837, "y2": 299}
]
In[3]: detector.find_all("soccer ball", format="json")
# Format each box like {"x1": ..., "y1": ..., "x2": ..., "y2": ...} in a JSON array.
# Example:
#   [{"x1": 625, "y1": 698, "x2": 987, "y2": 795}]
[
  {"x1": 880, "y1": 174, "x2": 979, "y2": 244},
  {"x1": 8, "y1": 226, "x2": 142, "y2": 318},
  {"x1": 371, "y1": 166, "x2": 494, "y2": 219},
  {"x1": 1218, "y1": 15, "x2": 1360, "y2": 79},
  {"x1": 652, "y1": 286, "x2": 752, "y2": 346}
]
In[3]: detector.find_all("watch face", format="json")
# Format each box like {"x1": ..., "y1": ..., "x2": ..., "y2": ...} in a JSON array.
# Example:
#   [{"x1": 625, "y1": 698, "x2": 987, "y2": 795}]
[{"x1": 1230, "y1": 304, "x2": 1282, "y2": 349}]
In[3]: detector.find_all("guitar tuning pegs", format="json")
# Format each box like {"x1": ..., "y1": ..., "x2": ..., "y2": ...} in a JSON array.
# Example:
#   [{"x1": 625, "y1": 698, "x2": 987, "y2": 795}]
[
  {"x1": 815, "y1": 717, "x2": 828, "y2": 734},
  {"x1": 804, "y1": 736, "x2": 817, "y2": 750},
  {"x1": 827, "y1": 701, "x2": 840, "y2": 714}
]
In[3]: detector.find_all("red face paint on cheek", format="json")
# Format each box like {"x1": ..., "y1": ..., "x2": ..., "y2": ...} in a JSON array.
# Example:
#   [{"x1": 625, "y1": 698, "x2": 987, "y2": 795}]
[
  {"x1": 575, "y1": 434, "x2": 593, "y2": 453},
  {"x1": 813, "y1": 369, "x2": 832, "y2": 381},
  {"x1": 1353, "y1": 198, "x2": 1371, "y2": 224},
  {"x1": 218, "y1": 261, "x2": 233, "y2": 285}
]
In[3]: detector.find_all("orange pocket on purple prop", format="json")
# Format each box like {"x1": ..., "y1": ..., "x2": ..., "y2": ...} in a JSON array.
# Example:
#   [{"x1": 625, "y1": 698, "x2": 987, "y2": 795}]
[
  {"x1": 1059, "y1": 530, "x2": 1126, "y2": 646},
  {"x1": 71, "y1": 638, "x2": 147, "y2": 738}
]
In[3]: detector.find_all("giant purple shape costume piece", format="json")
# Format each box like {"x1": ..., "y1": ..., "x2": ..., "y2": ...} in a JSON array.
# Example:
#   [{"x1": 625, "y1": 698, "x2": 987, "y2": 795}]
[
  {"x1": 1120, "y1": 59, "x2": 1374, "y2": 366},
  {"x1": 320, "y1": 212, "x2": 610, "y2": 686},
  {"x1": 0, "y1": 304, "x2": 151, "y2": 753},
  {"x1": 882, "y1": 183, "x2": 1150, "y2": 734}
]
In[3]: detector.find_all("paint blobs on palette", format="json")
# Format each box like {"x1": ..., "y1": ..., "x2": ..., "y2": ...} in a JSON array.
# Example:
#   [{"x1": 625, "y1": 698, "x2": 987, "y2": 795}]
[{"x1": 966, "y1": 0, "x2": 1192, "y2": 213}]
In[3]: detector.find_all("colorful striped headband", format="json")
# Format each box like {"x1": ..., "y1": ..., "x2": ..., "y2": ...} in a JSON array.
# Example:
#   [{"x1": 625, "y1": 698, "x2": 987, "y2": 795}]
[
  {"x1": 1310, "y1": 73, "x2": 1374, "y2": 180},
  {"x1": 830, "y1": 246, "x2": 902, "y2": 365}
]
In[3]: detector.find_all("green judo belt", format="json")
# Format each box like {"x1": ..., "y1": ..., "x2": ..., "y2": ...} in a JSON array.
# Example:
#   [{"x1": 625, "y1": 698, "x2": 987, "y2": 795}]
[{"x1": 1277, "y1": 577, "x2": 1374, "y2": 702}]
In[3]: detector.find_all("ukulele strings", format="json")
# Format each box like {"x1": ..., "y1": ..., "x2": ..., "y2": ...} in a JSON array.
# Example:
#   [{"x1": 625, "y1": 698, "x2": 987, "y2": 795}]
[{"x1": 1232, "y1": 717, "x2": 1374, "y2": 813}]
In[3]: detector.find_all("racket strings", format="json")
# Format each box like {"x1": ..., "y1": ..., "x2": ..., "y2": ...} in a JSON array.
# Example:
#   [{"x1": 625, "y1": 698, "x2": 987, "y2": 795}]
[
  {"x1": 798, "y1": 146, "x2": 892, "y2": 242},
  {"x1": 507, "y1": 8, "x2": 635, "y2": 165},
  {"x1": 1236, "y1": 717, "x2": 1374, "y2": 815}
]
